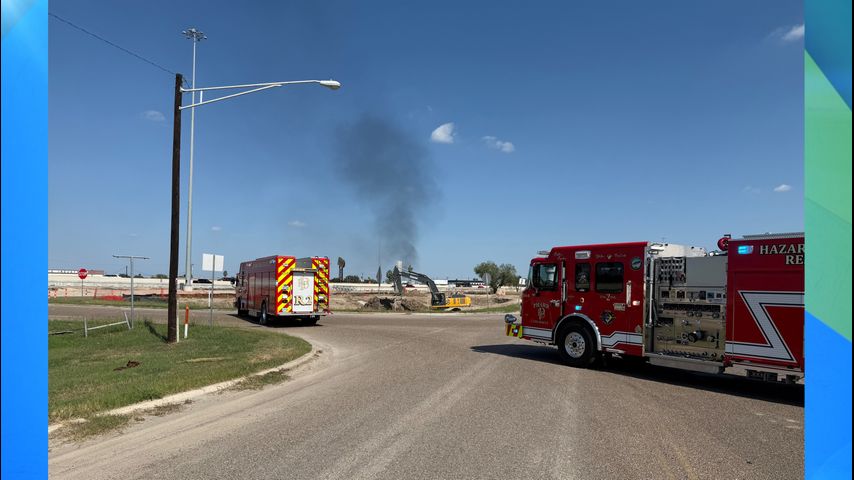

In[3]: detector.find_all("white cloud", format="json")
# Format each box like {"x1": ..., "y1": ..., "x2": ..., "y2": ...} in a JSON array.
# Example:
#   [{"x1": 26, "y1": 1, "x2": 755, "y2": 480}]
[
  {"x1": 768, "y1": 24, "x2": 804, "y2": 43},
  {"x1": 482, "y1": 136, "x2": 515, "y2": 153},
  {"x1": 141, "y1": 110, "x2": 165, "y2": 122},
  {"x1": 211, "y1": 226, "x2": 222, "y2": 231},
  {"x1": 430, "y1": 122, "x2": 456, "y2": 144},
  {"x1": 288, "y1": 220, "x2": 306, "y2": 228},
  {"x1": 743, "y1": 186, "x2": 761, "y2": 194},
  {"x1": 773, "y1": 184, "x2": 792, "y2": 193},
  {"x1": 782, "y1": 24, "x2": 804, "y2": 42}
]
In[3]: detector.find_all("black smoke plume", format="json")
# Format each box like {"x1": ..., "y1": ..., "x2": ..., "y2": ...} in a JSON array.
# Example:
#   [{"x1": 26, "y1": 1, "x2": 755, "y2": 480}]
[{"x1": 333, "y1": 116, "x2": 438, "y2": 267}]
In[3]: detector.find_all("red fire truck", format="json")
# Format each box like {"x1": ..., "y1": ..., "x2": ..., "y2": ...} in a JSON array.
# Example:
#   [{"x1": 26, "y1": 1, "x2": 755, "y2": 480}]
[
  {"x1": 235, "y1": 255, "x2": 330, "y2": 325},
  {"x1": 505, "y1": 233, "x2": 804, "y2": 383}
]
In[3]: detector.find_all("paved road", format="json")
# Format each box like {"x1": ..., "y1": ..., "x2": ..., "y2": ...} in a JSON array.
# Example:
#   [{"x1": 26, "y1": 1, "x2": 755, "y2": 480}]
[{"x1": 49, "y1": 306, "x2": 803, "y2": 480}]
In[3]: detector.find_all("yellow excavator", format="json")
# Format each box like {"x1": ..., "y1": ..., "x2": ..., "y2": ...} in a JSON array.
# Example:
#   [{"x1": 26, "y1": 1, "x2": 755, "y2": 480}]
[{"x1": 391, "y1": 265, "x2": 471, "y2": 311}]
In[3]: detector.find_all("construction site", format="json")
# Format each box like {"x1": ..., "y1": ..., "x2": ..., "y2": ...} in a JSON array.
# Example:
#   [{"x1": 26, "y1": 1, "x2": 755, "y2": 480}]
[{"x1": 47, "y1": 262, "x2": 521, "y2": 313}]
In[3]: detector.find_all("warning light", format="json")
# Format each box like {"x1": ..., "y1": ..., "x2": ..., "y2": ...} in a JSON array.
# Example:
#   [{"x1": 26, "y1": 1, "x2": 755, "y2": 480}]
[
  {"x1": 737, "y1": 245, "x2": 754, "y2": 254},
  {"x1": 574, "y1": 305, "x2": 582, "y2": 311}
]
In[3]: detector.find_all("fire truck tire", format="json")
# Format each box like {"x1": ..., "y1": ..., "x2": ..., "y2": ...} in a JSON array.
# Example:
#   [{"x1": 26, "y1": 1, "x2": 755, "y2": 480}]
[
  {"x1": 258, "y1": 302, "x2": 268, "y2": 326},
  {"x1": 303, "y1": 316, "x2": 319, "y2": 326},
  {"x1": 556, "y1": 324, "x2": 596, "y2": 368}
]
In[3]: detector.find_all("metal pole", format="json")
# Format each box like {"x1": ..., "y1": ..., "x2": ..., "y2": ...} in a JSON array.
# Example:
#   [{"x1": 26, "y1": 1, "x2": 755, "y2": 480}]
[
  {"x1": 114, "y1": 255, "x2": 148, "y2": 327},
  {"x1": 167, "y1": 73, "x2": 183, "y2": 344},
  {"x1": 184, "y1": 39, "x2": 198, "y2": 291},
  {"x1": 130, "y1": 257, "x2": 135, "y2": 328},
  {"x1": 647, "y1": 256, "x2": 656, "y2": 327},
  {"x1": 209, "y1": 262, "x2": 214, "y2": 327}
]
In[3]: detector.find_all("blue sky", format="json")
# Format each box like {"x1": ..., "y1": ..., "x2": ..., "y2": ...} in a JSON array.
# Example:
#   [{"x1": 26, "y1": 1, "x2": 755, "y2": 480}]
[{"x1": 49, "y1": 1, "x2": 804, "y2": 279}]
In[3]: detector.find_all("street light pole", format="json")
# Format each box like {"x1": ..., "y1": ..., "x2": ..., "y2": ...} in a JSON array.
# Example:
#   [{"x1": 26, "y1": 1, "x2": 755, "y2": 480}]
[
  {"x1": 167, "y1": 73, "x2": 183, "y2": 343},
  {"x1": 165, "y1": 73, "x2": 340, "y2": 343},
  {"x1": 182, "y1": 28, "x2": 206, "y2": 291}
]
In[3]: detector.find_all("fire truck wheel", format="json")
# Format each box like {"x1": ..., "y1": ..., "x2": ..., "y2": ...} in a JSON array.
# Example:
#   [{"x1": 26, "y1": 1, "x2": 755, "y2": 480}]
[
  {"x1": 258, "y1": 303, "x2": 268, "y2": 325},
  {"x1": 557, "y1": 324, "x2": 596, "y2": 367}
]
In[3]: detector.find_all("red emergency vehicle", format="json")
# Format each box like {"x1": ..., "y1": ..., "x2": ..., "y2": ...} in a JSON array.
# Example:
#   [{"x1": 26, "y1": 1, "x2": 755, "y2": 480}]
[
  {"x1": 235, "y1": 255, "x2": 330, "y2": 325},
  {"x1": 506, "y1": 233, "x2": 804, "y2": 383}
]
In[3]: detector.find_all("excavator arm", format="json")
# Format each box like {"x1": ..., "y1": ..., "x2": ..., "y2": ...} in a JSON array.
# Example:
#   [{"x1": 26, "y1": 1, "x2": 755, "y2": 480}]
[{"x1": 391, "y1": 266, "x2": 446, "y2": 307}]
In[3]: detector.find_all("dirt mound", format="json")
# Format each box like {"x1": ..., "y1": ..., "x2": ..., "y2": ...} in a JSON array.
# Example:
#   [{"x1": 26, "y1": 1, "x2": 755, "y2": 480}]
[{"x1": 361, "y1": 296, "x2": 426, "y2": 312}]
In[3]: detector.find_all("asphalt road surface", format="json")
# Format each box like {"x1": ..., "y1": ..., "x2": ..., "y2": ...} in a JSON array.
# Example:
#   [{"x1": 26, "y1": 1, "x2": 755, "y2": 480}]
[{"x1": 49, "y1": 305, "x2": 804, "y2": 480}]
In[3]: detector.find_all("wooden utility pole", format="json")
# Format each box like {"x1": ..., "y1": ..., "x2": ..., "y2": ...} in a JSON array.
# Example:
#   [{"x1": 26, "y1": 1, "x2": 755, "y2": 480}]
[{"x1": 167, "y1": 73, "x2": 183, "y2": 343}]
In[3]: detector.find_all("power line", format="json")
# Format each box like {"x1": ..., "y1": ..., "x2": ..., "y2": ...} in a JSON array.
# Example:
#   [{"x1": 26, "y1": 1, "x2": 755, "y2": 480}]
[{"x1": 49, "y1": 12, "x2": 188, "y2": 86}]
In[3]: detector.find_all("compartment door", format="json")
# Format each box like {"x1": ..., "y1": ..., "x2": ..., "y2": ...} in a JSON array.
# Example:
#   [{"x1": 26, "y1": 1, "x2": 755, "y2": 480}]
[{"x1": 292, "y1": 271, "x2": 315, "y2": 313}]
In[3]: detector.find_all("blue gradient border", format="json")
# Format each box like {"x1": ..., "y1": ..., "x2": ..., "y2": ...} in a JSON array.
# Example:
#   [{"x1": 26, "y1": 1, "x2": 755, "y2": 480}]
[
  {"x1": 804, "y1": 0, "x2": 853, "y2": 478},
  {"x1": 806, "y1": 313, "x2": 852, "y2": 477},
  {"x1": 0, "y1": 1, "x2": 850, "y2": 478},
  {"x1": 1, "y1": 0, "x2": 48, "y2": 478}
]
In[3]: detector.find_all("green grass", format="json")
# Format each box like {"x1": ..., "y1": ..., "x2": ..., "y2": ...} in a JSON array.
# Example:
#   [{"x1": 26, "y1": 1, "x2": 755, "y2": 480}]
[
  {"x1": 48, "y1": 319, "x2": 310, "y2": 423},
  {"x1": 49, "y1": 297, "x2": 233, "y2": 309}
]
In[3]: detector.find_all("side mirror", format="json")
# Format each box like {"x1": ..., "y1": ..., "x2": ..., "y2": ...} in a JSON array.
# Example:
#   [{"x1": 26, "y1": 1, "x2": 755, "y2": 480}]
[{"x1": 504, "y1": 314, "x2": 517, "y2": 324}]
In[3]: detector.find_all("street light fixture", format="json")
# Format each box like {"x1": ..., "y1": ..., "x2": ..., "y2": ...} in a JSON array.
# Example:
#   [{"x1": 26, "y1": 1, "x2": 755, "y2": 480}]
[
  {"x1": 178, "y1": 80, "x2": 343, "y2": 109},
  {"x1": 165, "y1": 74, "x2": 341, "y2": 343},
  {"x1": 319, "y1": 80, "x2": 342, "y2": 90}
]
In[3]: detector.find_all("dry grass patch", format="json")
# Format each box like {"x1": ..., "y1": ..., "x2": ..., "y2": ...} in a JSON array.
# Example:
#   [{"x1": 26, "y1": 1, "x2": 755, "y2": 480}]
[{"x1": 225, "y1": 370, "x2": 291, "y2": 392}]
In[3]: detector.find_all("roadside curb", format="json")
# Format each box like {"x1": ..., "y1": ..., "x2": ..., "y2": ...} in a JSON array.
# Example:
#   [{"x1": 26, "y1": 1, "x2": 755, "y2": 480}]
[{"x1": 48, "y1": 341, "x2": 321, "y2": 435}]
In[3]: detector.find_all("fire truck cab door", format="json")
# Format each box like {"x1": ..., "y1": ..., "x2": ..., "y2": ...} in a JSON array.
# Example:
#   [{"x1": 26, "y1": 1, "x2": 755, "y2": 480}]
[
  {"x1": 589, "y1": 255, "x2": 644, "y2": 354},
  {"x1": 522, "y1": 262, "x2": 562, "y2": 334},
  {"x1": 292, "y1": 271, "x2": 315, "y2": 313}
]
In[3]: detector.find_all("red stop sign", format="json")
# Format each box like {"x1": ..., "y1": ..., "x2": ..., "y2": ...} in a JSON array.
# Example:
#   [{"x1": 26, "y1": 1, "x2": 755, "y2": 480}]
[{"x1": 78, "y1": 268, "x2": 88, "y2": 280}]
